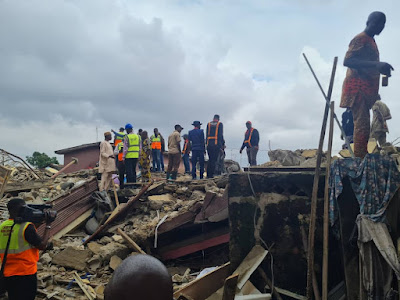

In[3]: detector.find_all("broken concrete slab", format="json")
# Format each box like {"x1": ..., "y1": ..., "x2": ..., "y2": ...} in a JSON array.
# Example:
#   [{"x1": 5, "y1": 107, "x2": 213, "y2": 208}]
[
  {"x1": 109, "y1": 255, "x2": 122, "y2": 271},
  {"x1": 52, "y1": 247, "x2": 91, "y2": 271},
  {"x1": 97, "y1": 242, "x2": 130, "y2": 262}
]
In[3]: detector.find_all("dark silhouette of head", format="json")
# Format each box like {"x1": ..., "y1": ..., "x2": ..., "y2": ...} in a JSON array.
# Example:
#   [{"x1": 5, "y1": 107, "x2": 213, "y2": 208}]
[
  {"x1": 183, "y1": 134, "x2": 189, "y2": 140},
  {"x1": 154, "y1": 128, "x2": 159, "y2": 136},
  {"x1": 104, "y1": 255, "x2": 172, "y2": 300},
  {"x1": 246, "y1": 121, "x2": 252, "y2": 130},
  {"x1": 119, "y1": 127, "x2": 125, "y2": 132},
  {"x1": 213, "y1": 114, "x2": 220, "y2": 121},
  {"x1": 104, "y1": 132, "x2": 112, "y2": 141},
  {"x1": 365, "y1": 11, "x2": 386, "y2": 36},
  {"x1": 7, "y1": 198, "x2": 25, "y2": 219},
  {"x1": 142, "y1": 130, "x2": 148, "y2": 139}
]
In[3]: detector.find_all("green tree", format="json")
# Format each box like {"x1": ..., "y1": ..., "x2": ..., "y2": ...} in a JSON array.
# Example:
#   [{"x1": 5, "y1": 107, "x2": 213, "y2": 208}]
[{"x1": 26, "y1": 152, "x2": 59, "y2": 169}]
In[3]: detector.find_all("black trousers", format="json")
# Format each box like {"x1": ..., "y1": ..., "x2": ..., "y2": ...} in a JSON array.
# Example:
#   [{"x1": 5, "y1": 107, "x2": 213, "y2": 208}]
[
  {"x1": 117, "y1": 160, "x2": 126, "y2": 189},
  {"x1": 207, "y1": 146, "x2": 219, "y2": 178},
  {"x1": 5, "y1": 273, "x2": 37, "y2": 300},
  {"x1": 125, "y1": 158, "x2": 138, "y2": 183}
]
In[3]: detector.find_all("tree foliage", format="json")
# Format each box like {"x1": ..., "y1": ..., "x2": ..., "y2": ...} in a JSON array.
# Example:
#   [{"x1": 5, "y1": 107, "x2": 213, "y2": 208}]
[{"x1": 26, "y1": 152, "x2": 59, "y2": 169}]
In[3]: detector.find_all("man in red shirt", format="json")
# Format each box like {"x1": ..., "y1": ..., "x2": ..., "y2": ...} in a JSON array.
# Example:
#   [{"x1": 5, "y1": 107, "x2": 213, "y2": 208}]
[{"x1": 340, "y1": 11, "x2": 393, "y2": 158}]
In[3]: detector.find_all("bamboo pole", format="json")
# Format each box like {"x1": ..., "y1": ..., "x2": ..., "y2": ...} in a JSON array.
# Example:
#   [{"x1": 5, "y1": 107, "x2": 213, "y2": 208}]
[
  {"x1": 302, "y1": 55, "x2": 354, "y2": 158},
  {"x1": 305, "y1": 56, "x2": 338, "y2": 300},
  {"x1": 322, "y1": 101, "x2": 335, "y2": 299}
]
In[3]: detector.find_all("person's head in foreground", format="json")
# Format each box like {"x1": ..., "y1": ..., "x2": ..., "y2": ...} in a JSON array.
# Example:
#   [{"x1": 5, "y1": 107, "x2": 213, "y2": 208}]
[{"x1": 104, "y1": 254, "x2": 173, "y2": 300}]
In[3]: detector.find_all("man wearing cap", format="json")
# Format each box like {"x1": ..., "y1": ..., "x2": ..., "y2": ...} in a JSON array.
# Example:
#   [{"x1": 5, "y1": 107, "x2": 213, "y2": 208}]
[
  {"x1": 166, "y1": 125, "x2": 183, "y2": 180},
  {"x1": 99, "y1": 132, "x2": 116, "y2": 191},
  {"x1": 240, "y1": 121, "x2": 260, "y2": 166},
  {"x1": 189, "y1": 121, "x2": 205, "y2": 180},
  {"x1": 206, "y1": 114, "x2": 224, "y2": 178},
  {"x1": 123, "y1": 124, "x2": 141, "y2": 183}
]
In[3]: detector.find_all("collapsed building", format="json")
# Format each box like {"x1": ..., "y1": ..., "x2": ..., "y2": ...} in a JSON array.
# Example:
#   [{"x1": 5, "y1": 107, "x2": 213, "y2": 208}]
[{"x1": 1, "y1": 146, "x2": 400, "y2": 300}]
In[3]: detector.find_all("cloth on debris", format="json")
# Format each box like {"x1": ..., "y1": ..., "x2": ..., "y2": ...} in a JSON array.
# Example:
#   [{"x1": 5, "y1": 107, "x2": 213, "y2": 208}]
[
  {"x1": 357, "y1": 215, "x2": 400, "y2": 298},
  {"x1": 329, "y1": 154, "x2": 400, "y2": 226}
]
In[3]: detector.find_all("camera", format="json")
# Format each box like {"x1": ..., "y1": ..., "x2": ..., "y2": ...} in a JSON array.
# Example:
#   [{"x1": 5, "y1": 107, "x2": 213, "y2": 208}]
[{"x1": 15, "y1": 204, "x2": 57, "y2": 224}]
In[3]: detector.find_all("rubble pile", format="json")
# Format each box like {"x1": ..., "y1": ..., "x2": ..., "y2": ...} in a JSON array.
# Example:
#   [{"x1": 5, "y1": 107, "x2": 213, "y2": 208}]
[
  {"x1": 261, "y1": 149, "x2": 325, "y2": 167},
  {"x1": 24, "y1": 174, "x2": 230, "y2": 299}
]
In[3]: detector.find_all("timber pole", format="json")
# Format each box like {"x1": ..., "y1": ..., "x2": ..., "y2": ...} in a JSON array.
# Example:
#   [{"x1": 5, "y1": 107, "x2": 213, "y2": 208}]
[{"x1": 305, "y1": 56, "x2": 338, "y2": 300}]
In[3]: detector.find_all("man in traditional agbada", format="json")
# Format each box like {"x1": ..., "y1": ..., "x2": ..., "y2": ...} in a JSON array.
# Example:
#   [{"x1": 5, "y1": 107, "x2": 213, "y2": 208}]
[{"x1": 340, "y1": 11, "x2": 393, "y2": 158}]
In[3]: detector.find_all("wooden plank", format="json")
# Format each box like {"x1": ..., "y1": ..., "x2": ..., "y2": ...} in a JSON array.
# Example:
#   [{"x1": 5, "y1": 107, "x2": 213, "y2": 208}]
[
  {"x1": 222, "y1": 274, "x2": 239, "y2": 300},
  {"x1": 322, "y1": 101, "x2": 334, "y2": 300},
  {"x1": 235, "y1": 295, "x2": 271, "y2": 300},
  {"x1": 159, "y1": 202, "x2": 203, "y2": 234},
  {"x1": 236, "y1": 245, "x2": 268, "y2": 289},
  {"x1": 275, "y1": 287, "x2": 306, "y2": 300},
  {"x1": 206, "y1": 245, "x2": 268, "y2": 300},
  {"x1": 117, "y1": 227, "x2": 146, "y2": 254},
  {"x1": 73, "y1": 272, "x2": 95, "y2": 300},
  {"x1": 53, "y1": 209, "x2": 92, "y2": 240},
  {"x1": 173, "y1": 262, "x2": 231, "y2": 300},
  {"x1": 161, "y1": 232, "x2": 230, "y2": 260}
]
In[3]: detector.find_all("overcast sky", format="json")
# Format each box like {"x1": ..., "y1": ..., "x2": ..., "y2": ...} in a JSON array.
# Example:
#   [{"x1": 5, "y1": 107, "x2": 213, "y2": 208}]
[{"x1": 1, "y1": 0, "x2": 399, "y2": 165}]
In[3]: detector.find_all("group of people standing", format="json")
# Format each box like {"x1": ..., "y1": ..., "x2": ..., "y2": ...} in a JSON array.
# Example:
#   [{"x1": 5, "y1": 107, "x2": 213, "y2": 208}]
[{"x1": 98, "y1": 114, "x2": 260, "y2": 190}]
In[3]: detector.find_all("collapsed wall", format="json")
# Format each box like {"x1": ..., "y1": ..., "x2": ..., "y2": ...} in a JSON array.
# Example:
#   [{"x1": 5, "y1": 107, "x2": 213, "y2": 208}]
[{"x1": 227, "y1": 171, "x2": 343, "y2": 296}]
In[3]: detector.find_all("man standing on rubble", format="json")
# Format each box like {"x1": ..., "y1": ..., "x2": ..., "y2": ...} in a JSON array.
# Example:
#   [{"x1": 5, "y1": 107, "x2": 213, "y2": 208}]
[
  {"x1": 206, "y1": 114, "x2": 224, "y2": 178},
  {"x1": 99, "y1": 132, "x2": 116, "y2": 191},
  {"x1": 150, "y1": 128, "x2": 162, "y2": 172},
  {"x1": 166, "y1": 125, "x2": 183, "y2": 180},
  {"x1": 371, "y1": 95, "x2": 392, "y2": 146},
  {"x1": 340, "y1": 11, "x2": 394, "y2": 158},
  {"x1": 189, "y1": 121, "x2": 205, "y2": 180},
  {"x1": 0, "y1": 198, "x2": 52, "y2": 300},
  {"x1": 240, "y1": 121, "x2": 259, "y2": 166},
  {"x1": 123, "y1": 124, "x2": 142, "y2": 183},
  {"x1": 182, "y1": 134, "x2": 191, "y2": 174}
]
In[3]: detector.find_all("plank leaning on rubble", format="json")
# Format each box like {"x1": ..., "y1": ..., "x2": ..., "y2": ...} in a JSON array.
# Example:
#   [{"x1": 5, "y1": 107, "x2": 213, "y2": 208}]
[
  {"x1": 117, "y1": 227, "x2": 145, "y2": 254},
  {"x1": 83, "y1": 180, "x2": 153, "y2": 245}
]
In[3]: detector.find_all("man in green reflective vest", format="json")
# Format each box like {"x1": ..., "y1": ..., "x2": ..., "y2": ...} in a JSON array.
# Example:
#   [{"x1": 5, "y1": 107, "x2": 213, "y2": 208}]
[
  {"x1": 0, "y1": 198, "x2": 51, "y2": 300},
  {"x1": 123, "y1": 124, "x2": 142, "y2": 183}
]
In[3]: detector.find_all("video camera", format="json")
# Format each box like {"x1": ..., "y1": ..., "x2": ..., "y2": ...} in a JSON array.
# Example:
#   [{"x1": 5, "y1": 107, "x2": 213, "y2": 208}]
[{"x1": 15, "y1": 204, "x2": 57, "y2": 224}]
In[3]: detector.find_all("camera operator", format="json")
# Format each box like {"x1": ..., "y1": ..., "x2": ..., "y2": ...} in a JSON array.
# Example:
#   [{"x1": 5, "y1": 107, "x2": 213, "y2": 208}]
[{"x1": 0, "y1": 198, "x2": 52, "y2": 300}]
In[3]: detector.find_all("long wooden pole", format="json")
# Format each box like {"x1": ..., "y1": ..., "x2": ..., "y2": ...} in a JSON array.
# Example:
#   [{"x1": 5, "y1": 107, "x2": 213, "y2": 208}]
[
  {"x1": 302, "y1": 55, "x2": 354, "y2": 158},
  {"x1": 306, "y1": 56, "x2": 338, "y2": 300},
  {"x1": 322, "y1": 101, "x2": 335, "y2": 300}
]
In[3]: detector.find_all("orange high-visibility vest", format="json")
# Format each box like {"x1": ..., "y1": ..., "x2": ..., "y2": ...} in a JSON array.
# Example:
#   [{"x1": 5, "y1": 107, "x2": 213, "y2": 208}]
[
  {"x1": 0, "y1": 220, "x2": 39, "y2": 277},
  {"x1": 117, "y1": 142, "x2": 124, "y2": 162},
  {"x1": 244, "y1": 128, "x2": 254, "y2": 147},
  {"x1": 151, "y1": 135, "x2": 162, "y2": 150},
  {"x1": 206, "y1": 122, "x2": 220, "y2": 146},
  {"x1": 182, "y1": 140, "x2": 190, "y2": 154}
]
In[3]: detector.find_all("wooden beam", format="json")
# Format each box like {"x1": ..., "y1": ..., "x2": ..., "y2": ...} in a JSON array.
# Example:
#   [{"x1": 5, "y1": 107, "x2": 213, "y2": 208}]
[
  {"x1": 161, "y1": 232, "x2": 230, "y2": 260},
  {"x1": 117, "y1": 227, "x2": 146, "y2": 254},
  {"x1": 73, "y1": 272, "x2": 95, "y2": 300},
  {"x1": 174, "y1": 262, "x2": 231, "y2": 300},
  {"x1": 222, "y1": 274, "x2": 239, "y2": 300},
  {"x1": 53, "y1": 209, "x2": 92, "y2": 240}
]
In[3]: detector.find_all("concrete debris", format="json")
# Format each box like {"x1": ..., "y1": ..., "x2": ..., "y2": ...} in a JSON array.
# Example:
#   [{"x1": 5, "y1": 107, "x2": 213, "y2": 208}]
[
  {"x1": 0, "y1": 153, "x2": 239, "y2": 299},
  {"x1": 265, "y1": 149, "x2": 326, "y2": 167}
]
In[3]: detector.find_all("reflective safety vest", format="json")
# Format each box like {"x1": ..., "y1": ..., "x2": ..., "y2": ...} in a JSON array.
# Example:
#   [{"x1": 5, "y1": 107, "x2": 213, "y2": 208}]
[
  {"x1": 114, "y1": 132, "x2": 125, "y2": 146},
  {"x1": 244, "y1": 128, "x2": 254, "y2": 147},
  {"x1": 151, "y1": 135, "x2": 162, "y2": 150},
  {"x1": 182, "y1": 140, "x2": 190, "y2": 155},
  {"x1": 117, "y1": 142, "x2": 124, "y2": 161},
  {"x1": 0, "y1": 220, "x2": 39, "y2": 277},
  {"x1": 125, "y1": 134, "x2": 140, "y2": 159},
  {"x1": 207, "y1": 122, "x2": 220, "y2": 146}
]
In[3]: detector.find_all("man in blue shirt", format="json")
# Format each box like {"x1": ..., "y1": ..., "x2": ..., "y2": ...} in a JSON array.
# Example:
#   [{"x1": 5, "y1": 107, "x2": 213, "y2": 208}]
[{"x1": 188, "y1": 121, "x2": 205, "y2": 180}]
